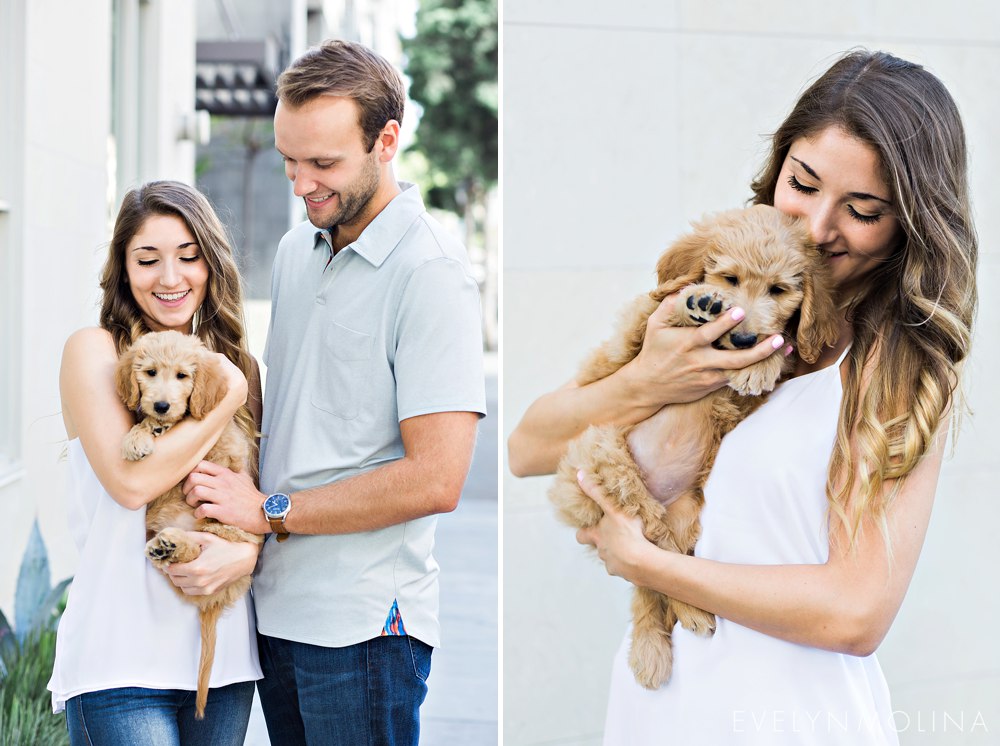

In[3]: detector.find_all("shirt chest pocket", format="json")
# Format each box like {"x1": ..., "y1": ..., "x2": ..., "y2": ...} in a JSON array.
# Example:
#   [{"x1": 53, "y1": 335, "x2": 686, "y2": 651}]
[{"x1": 310, "y1": 321, "x2": 375, "y2": 420}]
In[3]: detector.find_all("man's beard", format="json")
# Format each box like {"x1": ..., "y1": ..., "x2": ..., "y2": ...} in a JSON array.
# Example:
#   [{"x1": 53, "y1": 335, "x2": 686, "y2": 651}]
[{"x1": 305, "y1": 151, "x2": 381, "y2": 230}]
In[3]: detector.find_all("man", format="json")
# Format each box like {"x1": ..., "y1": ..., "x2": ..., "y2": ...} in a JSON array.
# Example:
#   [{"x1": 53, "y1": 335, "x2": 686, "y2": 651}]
[{"x1": 183, "y1": 39, "x2": 486, "y2": 744}]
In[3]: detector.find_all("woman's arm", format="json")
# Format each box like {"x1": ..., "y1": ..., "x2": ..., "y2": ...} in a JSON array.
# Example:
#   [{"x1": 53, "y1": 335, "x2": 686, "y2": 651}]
[
  {"x1": 61, "y1": 327, "x2": 248, "y2": 510},
  {"x1": 508, "y1": 301, "x2": 789, "y2": 477},
  {"x1": 576, "y1": 420, "x2": 946, "y2": 656}
]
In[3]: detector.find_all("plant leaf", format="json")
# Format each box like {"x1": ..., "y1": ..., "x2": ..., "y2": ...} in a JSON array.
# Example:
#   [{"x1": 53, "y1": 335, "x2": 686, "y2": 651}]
[
  {"x1": 0, "y1": 607, "x2": 11, "y2": 639},
  {"x1": 27, "y1": 578, "x2": 72, "y2": 634},
  {"x1": 14, "y1": 520, "x2": 51, "y2": 643},
  {"x1": 0, "y1": 627, "x2": 67, "y2": 744},
  {"x1": 0, "y1": 607, "x2": 13, "y2": 678}
]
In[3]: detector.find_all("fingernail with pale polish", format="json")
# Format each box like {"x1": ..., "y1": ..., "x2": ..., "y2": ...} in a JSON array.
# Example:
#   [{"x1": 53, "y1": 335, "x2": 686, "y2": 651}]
[
  {"x1": 577, "y1": 470, "x2": 586, "y2": 484},
  {"x1": 784, "y1": 345, "x2": 794, "y2": 357},
  {"x1": 771, "y1": 336, "x2": 785, "y2": 349},
  {"x1": 730, "y1": 307, "x2": 745, "y2": 322}
]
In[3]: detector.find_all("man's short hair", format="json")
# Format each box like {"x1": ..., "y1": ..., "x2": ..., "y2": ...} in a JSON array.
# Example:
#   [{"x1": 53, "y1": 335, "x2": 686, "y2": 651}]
[{"x1": 276, "y1": 39, "x2": 406, "y2": 152}]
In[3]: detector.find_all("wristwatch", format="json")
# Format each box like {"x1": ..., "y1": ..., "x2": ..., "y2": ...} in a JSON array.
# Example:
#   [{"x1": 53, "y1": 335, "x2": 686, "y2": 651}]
[{"x1": 262, "y1": 493, "x2": 292, "y2": 542}]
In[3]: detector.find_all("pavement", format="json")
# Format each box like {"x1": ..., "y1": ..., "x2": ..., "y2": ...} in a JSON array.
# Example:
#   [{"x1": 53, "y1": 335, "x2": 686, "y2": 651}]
[{"x1": 244, "y1": 356, "x2": 499, "y2": 744}]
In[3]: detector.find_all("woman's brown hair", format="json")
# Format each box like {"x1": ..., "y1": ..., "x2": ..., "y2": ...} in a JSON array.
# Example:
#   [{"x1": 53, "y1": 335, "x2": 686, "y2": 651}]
[
  {"x1": 751, "y1": 50, "x2": 978, "y2": 550},
  {"x1": 99, "y1": 180, "x2": 257, "y2": 450}
]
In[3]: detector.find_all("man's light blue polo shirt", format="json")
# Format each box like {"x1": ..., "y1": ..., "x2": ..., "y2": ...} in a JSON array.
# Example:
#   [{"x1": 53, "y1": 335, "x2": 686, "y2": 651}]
[{"x1": 256, "y1": 182, "x2": 486, "y2": 649}]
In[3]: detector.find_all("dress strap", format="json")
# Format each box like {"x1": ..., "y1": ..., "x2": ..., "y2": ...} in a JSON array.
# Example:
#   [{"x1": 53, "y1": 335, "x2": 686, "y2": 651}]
[{"x1": 833, "y1": 343, "x2": 852, "y2": 368}]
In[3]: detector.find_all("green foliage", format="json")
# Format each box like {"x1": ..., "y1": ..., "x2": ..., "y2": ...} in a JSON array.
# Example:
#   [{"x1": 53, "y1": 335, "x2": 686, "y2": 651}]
[
  {"x1": 0, "y1": 629, "x2": 66, "y2": 746},
  {"x1": 0, "y1": 520, "x2": 71, "y2": 745},
  {"x1": 195, "y1": 154, "x2": 213, "y2": 181},
  {"x1": 402, "y1": 0, "x2": 498, "y2": 213}
]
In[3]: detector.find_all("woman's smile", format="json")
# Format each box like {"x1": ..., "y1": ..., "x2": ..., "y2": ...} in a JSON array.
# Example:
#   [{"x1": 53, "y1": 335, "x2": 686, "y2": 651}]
[{"x1": 125, "y1": 214, "x2": 209, "y2": 333}]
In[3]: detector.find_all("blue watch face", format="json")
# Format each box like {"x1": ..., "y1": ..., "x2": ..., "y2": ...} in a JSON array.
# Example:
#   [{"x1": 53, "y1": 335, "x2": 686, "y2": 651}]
[{"x1": 264, "y1": 493, "x2": 290, "y2": 516}]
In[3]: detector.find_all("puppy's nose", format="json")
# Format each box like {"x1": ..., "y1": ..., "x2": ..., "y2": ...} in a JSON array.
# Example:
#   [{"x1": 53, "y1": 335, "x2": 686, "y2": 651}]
[
  {"x1": 730, "y1": 331, "x2": 758, "y2": 349},
  {"x1": 154, "y1": 401, "x2": 170, "y2": 415}
]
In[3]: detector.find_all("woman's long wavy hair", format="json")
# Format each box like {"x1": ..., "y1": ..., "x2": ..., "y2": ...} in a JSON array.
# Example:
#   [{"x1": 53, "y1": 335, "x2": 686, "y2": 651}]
[
  {"x1": 99, "y1": 181, "x2": 257, "y2": 454},
  {"x1": 750, "y1": 50, "x2": 977, "y2": 552}
]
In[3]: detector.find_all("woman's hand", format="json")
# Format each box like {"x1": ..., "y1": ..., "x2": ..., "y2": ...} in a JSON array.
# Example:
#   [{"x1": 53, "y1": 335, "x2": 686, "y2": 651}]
[
  {"x1": 164, "y1": 532, "x2": 259, "y2": 596},
  {"x1": 621, "y1": 295, "x2": 789, "y2": 409},
  {"x1": 574, "y1": 471, "x2": 655, "y2": 584},
  {"x1": 213, "y1": 352, "x2": 249, "y2": 405},
  {"x1": 508, "y1": 295, "x2": 789, "y2": 477}
]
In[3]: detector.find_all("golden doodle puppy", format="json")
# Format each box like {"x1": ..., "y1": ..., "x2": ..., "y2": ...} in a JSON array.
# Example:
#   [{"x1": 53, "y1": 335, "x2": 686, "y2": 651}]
[
  {"x1": 549, "y1": 205, "x2": 839, "y2": 689},
  {"x1": 115, "y1": 330, "x2": 261, "y2": 719}
]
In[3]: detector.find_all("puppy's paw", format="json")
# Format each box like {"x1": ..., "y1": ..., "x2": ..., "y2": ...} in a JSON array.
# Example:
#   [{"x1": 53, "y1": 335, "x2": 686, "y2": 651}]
[
  {"x1": 675, "y1": 285, "x2": 729, "y2": 327},
  {"x1": 727, "y1": 356, "x2": 784, "y2": 396},
  {"x1": 122, "y1": 429, "x2": 155, "y2": 461},
  {"x1": 146, "y1": 533, "x2": 177, "y2": 568},
  {"x1": 146, "y1": 527, "x2": 200, "y2": 567},
  {"x1": 674, "y1": 601, "x2": 716, "y2": 637},
  {"x1": 629, "y1": 629, "x2": 674, "y2": 689}
]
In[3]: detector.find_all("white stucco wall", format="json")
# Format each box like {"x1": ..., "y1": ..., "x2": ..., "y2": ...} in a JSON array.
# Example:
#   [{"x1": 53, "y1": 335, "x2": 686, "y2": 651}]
[
  {"x1": 503, "y1": 3, "x2": 1000, "y2": 744},
  {"x1": 141, "y1": 1, "x2": 199, "y2": 186},
  {"x1": 0, "y1": 0, "x2": 199, "y2": 623},
  {"x1": 0, "y1": 0, "x2": 115, "y2": 620}
]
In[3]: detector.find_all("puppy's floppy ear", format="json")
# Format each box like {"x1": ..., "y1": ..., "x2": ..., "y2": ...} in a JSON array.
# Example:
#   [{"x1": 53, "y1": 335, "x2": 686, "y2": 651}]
[
  {"x1": 114, "y1": 345, "x2": 141, "y2": 412},
  {"x1": 795, "y1": 259, "x2": 840, "y2": 364},
  {"x1": 189, "y1": 349, "x2": 228, "y2": 419},
  {"x1": 650, "y1": 223, "x2": 712, "y2": 303}
]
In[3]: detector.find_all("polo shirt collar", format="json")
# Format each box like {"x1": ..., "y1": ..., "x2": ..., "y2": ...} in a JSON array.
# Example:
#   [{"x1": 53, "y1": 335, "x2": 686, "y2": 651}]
[{"x1": 313, "y1": 182, "x2": 425, "y2": 268}]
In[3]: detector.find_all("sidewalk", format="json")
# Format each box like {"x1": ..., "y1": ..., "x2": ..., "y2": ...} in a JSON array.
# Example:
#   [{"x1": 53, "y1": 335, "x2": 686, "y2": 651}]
[{"x1": 244, "y1": 357, "x2": 498, "y2": 744}]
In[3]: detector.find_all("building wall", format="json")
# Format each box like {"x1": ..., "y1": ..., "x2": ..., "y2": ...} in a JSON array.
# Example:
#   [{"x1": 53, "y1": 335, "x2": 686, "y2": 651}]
[
  {"x1": 0, "y1": 0, "x2": 115, "y2": 618},
  {"x1": 503, "y1": 2, "x2": 1000, "y2": 744},
  {"x1": 0, "y1": 0, "x2": 199, "y2": 620},
  {"x1": 140, "y1": 1, "x2": 198, "y2": 187}
]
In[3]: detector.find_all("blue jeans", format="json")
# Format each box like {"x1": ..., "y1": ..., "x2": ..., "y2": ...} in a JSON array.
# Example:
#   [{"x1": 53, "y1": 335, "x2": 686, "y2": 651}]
[
  {"x1": 65, "y1": 681, "x2": 255, "y2": 746},
  {"x1": 257, "y1": 633, "x2": 433, "y2": 745}
]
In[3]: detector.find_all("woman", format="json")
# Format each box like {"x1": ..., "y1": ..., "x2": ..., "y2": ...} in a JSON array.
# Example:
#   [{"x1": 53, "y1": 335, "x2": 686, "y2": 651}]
[
  {"x1": 48, "y1": 181, "x2": 264, "y2": 745},
  {"x1": 509, "y1": 50, "x2": 976, "y2": 744}
]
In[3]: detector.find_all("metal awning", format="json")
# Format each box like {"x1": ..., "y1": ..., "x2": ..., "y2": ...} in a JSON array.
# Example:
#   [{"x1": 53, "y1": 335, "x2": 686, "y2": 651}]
[{"x1": 196, "y1": 39, "x2": 280, "y2": 116}]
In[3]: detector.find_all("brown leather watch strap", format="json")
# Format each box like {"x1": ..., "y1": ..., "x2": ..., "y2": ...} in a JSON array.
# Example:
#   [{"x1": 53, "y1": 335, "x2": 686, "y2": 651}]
[{"x1": 268, "y1": 517, "x2": 290, "y2": 542}]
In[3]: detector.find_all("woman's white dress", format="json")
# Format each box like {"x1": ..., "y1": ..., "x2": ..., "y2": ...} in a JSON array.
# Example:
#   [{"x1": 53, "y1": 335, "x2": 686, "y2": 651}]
[
  {"x1": 47, "y1": 438, "x2": 262, "y2": 713},
  {"x1": 603, "y1": 349, "x2": 899, "y2": 745}
]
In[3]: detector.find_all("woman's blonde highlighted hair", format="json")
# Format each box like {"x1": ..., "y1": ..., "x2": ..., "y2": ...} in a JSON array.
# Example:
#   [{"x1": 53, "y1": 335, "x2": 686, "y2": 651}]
[
  {"x1": 99, "y1": 181, "x2": 257, "y2": 450},
  {"x1": 751, "y1": 50, "x2": 977, "y2": 551}
]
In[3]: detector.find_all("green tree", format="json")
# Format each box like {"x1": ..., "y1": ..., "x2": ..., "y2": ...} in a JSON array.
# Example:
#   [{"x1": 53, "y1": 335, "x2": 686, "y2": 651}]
[
  {"x1": 402, "y1": 0, "x2": 498, "y2": 346},
  {"x1": 403, "y1": 0, "x2": 497, "y2": 213}
]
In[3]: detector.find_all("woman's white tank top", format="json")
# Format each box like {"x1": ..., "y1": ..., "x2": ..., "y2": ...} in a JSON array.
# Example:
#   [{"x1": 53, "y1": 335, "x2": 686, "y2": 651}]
[
  {"x1": 47, "y1": 438, "x2": 262, "y2": 713},
  {"x1": 604, "y1": 347, "x2": 900, "y2": 744}
]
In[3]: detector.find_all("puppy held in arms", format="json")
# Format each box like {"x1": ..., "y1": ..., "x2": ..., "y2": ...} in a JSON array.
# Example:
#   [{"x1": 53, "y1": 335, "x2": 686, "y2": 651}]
[
  {"x1": 116, "y1": 330, "x2": 261, "y2": 719},
  {"x1": 549, "y1": 205, "x2": 838, "y2": 689}
]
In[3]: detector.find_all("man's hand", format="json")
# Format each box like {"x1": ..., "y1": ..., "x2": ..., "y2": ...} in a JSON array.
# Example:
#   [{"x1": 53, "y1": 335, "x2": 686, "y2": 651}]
[
  {"x1": 183, "y1": 460, "x2": 270, "y2": 534},
  {"x1": 164, "y1": 532, "x2": 260, "y2": 596}
]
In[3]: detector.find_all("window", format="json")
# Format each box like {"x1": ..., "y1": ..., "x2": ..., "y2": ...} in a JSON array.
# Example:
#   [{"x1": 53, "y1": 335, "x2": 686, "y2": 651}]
[
  {"x1": 111, "y1": 0, "x2": 160, "y2": 202},
  {"x1": 112, "y1": 0, "x2": 143, "y2": 202}
]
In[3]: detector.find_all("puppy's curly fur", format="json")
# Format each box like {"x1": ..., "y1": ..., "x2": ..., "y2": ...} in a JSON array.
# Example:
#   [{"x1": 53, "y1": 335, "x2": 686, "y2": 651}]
[
  {"x1": 115, "y1": 330, "x2": 261, "y2": 719},
  {"x1": 549, "y1": 205, "x2": 839, "y2": 689}
]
